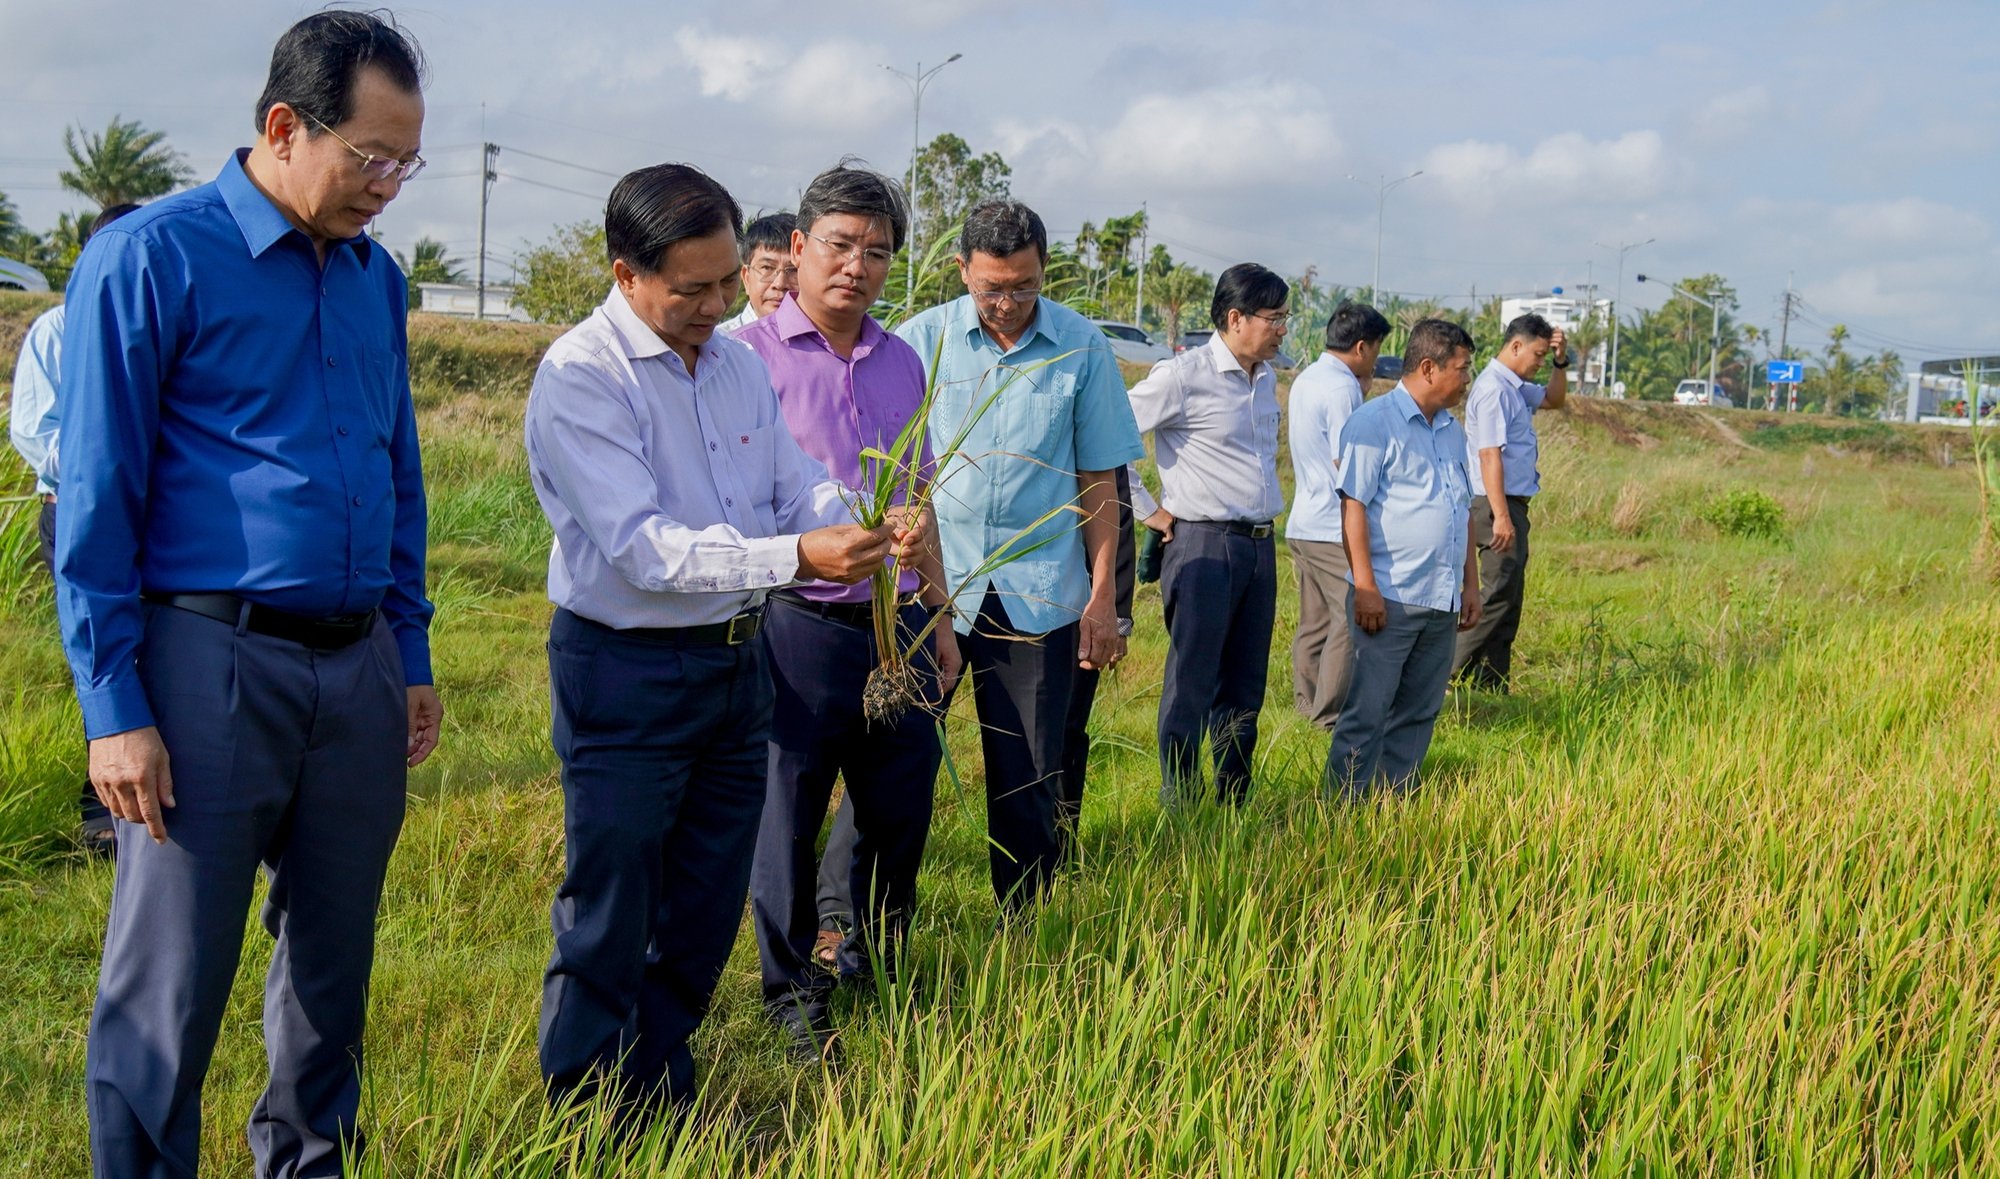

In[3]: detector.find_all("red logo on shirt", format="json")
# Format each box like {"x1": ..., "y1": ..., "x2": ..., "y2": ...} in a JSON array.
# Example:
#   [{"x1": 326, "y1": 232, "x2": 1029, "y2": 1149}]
[{"x1": 740, "y1": 435, "x2": 750, "y2": 444}]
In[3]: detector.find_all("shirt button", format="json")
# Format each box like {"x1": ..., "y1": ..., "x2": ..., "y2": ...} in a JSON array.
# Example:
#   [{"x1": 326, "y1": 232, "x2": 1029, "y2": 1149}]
[
  {"x1": 710, "y1": 442, "x2": 718, "y2": 451},
  {"x1": 337, "y1": 426, "x2": 350, "y2": 437},
  {"x1": 725, "y1": 498, "x2": 734, "y2": 506},
  {"x1": 352, "y1": 496, "x2": 364, "y2": 506},
  {"x1": 327, "y1": 356, "x2": 337, "y2": 367}
]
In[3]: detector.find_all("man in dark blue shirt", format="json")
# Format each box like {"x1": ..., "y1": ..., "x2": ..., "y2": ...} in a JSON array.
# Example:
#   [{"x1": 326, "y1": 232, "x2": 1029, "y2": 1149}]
[{"x1": 54, "y1": 12, "x2": 440, "y2": 1176}]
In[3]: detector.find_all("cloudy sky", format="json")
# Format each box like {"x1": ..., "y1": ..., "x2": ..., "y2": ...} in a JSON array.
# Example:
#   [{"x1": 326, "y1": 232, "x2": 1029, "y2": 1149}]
[{"x1": 3, "y1": 0, "x2": 1994, "y2": 360}]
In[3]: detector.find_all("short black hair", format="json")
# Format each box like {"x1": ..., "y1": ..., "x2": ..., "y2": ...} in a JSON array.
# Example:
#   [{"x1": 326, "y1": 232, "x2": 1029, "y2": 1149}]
[
  {"x1": 87, "y1": 203, "x2": 141, "y2": 244},
  {"x1": 1404, "y1": 318, "x2": 1475, "y2": 372},
  {"x1": 1210, "y1": 262, "x2": 1288, "y2": 329},
  {"x1": 255, "y1": 10, "x2": 426, "y2": 134},
  {"x1": 959, "y1": 199, "x2": 1046, "y2": 264},
  {"x1": 604, "y1": 163, "x2": 742, "y2": 275},
  {"x1": 1503, "y1": 312, "x2": 1555, "y2": 346},
  {"x1": 796, "y1": 161, "x2": 909, "y2": 252},
  {"x1": 1324, "y1": 300, "x2": 1391, "y2": 352},
  {"x1": 742, "y1": 212, "x2": 796, "y2": 256}
]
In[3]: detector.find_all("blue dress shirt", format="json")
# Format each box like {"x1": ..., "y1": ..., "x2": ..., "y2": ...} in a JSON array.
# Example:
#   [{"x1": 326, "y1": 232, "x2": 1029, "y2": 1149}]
[
  {"x1": 1336, "y1": 384, "x2": 1472, "y2": 613},
  {"x1": 1285, "y1": 352, "x2": 1366, "y2": 543},
  {"x1": 896, "y1": 295, "x2": 1144, "y2": 636},
  {"x1": 55, "y1": 151, "x2": 433, "y2": 739},
  {"x1": 8, "y1": 305, "x2": 63, "y2": 496},
  {"x1": 1462, "y1": 358, "x2": 1548, "y2": 498}
]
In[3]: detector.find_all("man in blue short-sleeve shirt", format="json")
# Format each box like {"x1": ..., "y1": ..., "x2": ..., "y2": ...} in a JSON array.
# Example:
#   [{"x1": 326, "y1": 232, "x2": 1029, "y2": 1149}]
[
  {"x1": 895, "y1": 198, "x2": 1143, "y2": 913},
  {"x1": 1324, "y1": 318, "x2": 1482, "y2": 800}
]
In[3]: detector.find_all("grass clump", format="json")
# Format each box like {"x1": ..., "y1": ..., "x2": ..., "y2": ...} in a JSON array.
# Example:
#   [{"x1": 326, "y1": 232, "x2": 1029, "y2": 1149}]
[{"x1": 1697, "y1": 487, "x2": 1788, "y2": 542}]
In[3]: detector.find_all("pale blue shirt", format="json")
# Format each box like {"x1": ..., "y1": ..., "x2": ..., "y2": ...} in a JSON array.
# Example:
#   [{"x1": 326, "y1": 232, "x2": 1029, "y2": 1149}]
[
  {"x1": 8, "y1": 304, "x2": 63, "y2": 496},
  {"x1": 1126, "y1": 333, "x2": 1283, "y2": 523},
  {"x1": 897, "y1": 295, "x2": 1144, "y2": 635},
  {"x1": 1462, "y1": 358, "x2": 1548, "y2": 499},
  {"x1": 1337, "y1": 384, "x2": 1473, "y2": 613},
  {"x1": 1285, "y1": 351, "x2": 1366, "y2": 543},
  {"x1": 525, "y1": 287, "x2": 854, "y2": 630}
]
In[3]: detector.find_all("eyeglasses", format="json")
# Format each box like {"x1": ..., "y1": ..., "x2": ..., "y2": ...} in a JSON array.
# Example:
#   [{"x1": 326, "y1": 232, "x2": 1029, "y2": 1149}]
[
  {"x1": 298, "y1": 110, "x2": 426, "y2": 184},
  {"x1": 1251, "y1": 310, "x2": 1291, "y2": 327},
  {"x1": 803, "y1": 230, "x2": 894, "y2": 269},
  {"x1": 748, "y1": 261, "x2": 798, "y2": 281},
  {"x1": 971, "y1": 287, "x2": 1041, "y2": 307}
]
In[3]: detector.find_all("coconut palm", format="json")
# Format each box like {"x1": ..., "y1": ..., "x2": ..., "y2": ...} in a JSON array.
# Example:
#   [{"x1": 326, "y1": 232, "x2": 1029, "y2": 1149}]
[
  {"x1": 59, "y1": 117, "x2": 193, "y2": 209},
  {"x1": 396, "y1": 237, "x2": 469, "y2": 286}
]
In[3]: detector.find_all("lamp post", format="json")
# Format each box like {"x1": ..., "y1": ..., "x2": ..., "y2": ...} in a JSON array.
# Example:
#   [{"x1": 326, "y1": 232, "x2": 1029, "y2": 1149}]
[
  {"x1": 1637, "y1": 273, "x2": 1720, "y2": 405},
  {"x1": 882, "y1": 53, "x2": 963, "y2": 316},
  {"x1": 1347, "y1": 169, "x2": 1422, "y2": 299},
  {"x1": 1595, "y1": 237, "x2": 1654, "y2": 397}
]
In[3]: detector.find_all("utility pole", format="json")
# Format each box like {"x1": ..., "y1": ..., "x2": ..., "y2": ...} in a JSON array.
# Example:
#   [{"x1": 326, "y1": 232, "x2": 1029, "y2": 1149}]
[
  {"x1": 1596, "y1": 237, "x2": 1654, "y2": 398},
  {"x1": 1133, "y1": 201, "x2": 1147, "y2": 328},
  {"x1": 475, "y1": 142, "x2": 497, "y2": 321},
  {"x1": 882, "y1": 54, "x2": 963, "y2": 317},
  {"x1": 1348, "y1": 170, "x2": 1422, "y2": 299},
  {"x1": 1776, "y1": 273, "x2": 1797, "y2": 411}
]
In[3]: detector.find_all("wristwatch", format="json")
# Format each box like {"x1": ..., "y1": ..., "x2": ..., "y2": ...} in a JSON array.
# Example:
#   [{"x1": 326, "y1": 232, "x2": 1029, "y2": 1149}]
[{"x1": 1552, "y1": 354, "x2": 1571, "y2": 369}]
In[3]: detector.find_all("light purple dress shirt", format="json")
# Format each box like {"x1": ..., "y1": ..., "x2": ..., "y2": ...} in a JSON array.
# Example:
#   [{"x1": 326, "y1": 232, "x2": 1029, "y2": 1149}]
[{"x1": 737, "y1": 294, "x2": 931, "y2": 604}]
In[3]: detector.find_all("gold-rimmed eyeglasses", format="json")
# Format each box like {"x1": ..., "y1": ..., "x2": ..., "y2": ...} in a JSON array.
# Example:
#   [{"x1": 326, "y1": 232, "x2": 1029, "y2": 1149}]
[{"x1": 298, "y1": 110, "x2": 426, "y2": 184}]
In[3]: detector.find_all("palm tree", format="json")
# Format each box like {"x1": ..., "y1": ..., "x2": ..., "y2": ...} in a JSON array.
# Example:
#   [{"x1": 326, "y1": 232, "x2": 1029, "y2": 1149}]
[
  {"x1": 1152, "y1": 265, "x2": 1214, "y2": 348},
  {"x1": 396, "y1": 237, "x2": 468, "y2": 286},
  {"x1": 59, "y1": 117, "x2": 193, "y2": 209},
  {"x1": 0, "y1": 189, "x2": 22, "y2": 254}
]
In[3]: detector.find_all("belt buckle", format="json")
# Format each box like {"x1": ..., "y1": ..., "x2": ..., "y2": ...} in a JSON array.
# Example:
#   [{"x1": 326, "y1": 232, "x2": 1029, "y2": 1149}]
[
  {"x1": 725, "y1": 611, "x2": 758, "y2": 645},
  {"x1": 1249, "y1": 523, "x2": 1273, "y2": 539}
]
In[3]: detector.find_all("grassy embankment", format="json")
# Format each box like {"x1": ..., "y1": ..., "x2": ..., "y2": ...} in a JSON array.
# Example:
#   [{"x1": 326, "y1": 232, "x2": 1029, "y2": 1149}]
[{"x1": 0, "y1": 292, "x2": 1995, "y2": 1174}]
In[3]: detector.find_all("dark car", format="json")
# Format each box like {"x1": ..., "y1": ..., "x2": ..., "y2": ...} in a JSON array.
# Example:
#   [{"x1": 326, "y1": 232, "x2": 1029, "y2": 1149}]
[
  {"x1": 1372, "y1": 355, "x2": 1404, "y2": 381},
  {"x1": 1174, "y1": 328, "x2": 1212, "y2": 353}
]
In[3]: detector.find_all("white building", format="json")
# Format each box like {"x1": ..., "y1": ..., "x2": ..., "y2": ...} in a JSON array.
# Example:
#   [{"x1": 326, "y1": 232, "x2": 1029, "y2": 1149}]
[
  {"x1": 1500, "y1": 295, "x2": 1612, "y2": 391},
  {"x1": 415, "y1": 281, "x2": 532, "y2": 323}
]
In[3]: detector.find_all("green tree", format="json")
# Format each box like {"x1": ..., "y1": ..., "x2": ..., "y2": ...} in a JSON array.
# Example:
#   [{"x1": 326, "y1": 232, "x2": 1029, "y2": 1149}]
[
  {"x1": 1152, "y1": 265, "x2": 1214, "y2": 348},
  {"x1": 0, "y1": 190, "x2": 22, "y2": 255},
  {"x1": 516, "y1": 221, "x2": 609, "y2": 325},
  {"x1": 59, "y1": 116, "x2": 193, "y2": 209},
  {"x1": 905, "y1": 133, "x2": 1010, "y2": 259},
  {"x1": 396, "y1": 236, "x2": 468, "y2": 286},
  {"x1": 19, "y1": 211, "x2": 93, "y2": 290}
]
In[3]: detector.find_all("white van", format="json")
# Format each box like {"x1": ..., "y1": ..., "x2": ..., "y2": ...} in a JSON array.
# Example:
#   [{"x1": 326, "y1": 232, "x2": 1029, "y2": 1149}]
[{"x1": 1673, "y1": 379, "x2": 1731, "y2": 407}]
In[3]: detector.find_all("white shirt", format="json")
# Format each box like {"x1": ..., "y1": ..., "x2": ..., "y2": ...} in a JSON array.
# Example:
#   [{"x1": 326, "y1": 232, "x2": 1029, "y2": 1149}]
[
  {"x1": 718, "y1": 303, "x2": 760, "y2": 337},
  {"x1": 525, "y1": 288, "x2": 853, "y2": 629},
  {"x1": 1285, "y1": 352, "x2": 1366, "y2": 543},
  {"x1": 1126, "y1": 333, "x2": 1284, "y2": 523}
]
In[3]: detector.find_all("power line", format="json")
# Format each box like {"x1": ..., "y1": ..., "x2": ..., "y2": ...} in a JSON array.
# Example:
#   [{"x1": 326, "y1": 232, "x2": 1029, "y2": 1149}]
[
  {"x1": 495, "y1": 145, "x2": 624, "y2": 180},
  {"x1": 494, "y1": 171, "x2": 606, "y2": 203}
]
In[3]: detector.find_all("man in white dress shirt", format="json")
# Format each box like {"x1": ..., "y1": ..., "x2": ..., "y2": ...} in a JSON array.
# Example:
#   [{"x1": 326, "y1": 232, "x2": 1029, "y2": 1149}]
[
  {"x1": 1286, "y1": 300, "x2": 1390, "y2": 731},
  {"x1": 1128, "y1": 262, "x2": 1289, "y2": 805},
  {"x1": 523, "y1": 163, "x2": 915, "y2": 1117}
]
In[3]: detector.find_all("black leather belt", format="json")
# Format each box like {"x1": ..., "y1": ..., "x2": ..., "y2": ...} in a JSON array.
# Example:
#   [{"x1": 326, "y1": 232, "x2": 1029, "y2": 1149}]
[
  {"x1": 1185, "y1": 519, "x2": 1275, "y2": 539},
  {"x1": 143, "y1": 592, "x2": 378, "y2": 650},
  {"x1": 772, "y1": 589, "x2": 876, "y2": 627},
  {"x1": 597, "y1": 607, "x2": 765, "y2": 646}
]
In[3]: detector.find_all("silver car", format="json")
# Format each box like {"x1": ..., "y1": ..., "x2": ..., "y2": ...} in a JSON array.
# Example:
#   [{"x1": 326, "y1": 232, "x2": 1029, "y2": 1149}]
[{"x1": 1091, "y1": 320, "x2": 1171, "y2": 366}]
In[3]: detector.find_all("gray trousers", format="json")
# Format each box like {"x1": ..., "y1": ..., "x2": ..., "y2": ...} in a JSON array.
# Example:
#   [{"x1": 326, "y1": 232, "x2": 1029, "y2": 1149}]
[
  {"x1": 89, "y1": 603, "x2": 407, "y2": 1179},
  {"x1": 1288, "y1": 537, "x2": 1354, "y2": 731},
  {"x1": 1452, "y1": 496, "x2": 1531, "y2": 689},
  {"x1": 1323, "y1": 598, "x2": 1457, "y2": 799}
]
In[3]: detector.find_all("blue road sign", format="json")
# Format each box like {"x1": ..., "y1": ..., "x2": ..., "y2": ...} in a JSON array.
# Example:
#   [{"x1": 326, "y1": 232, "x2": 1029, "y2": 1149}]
[{"x1": 1767, "y1": 360, "x2": 1805, "y2": 384}]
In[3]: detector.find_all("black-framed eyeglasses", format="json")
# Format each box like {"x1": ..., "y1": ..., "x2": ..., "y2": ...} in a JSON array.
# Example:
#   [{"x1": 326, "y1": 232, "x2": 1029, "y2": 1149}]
[
  {"x1": 971, "y1": 287, "x2": 1041, "y2": 307},
  {"x1": 802, "y1": 230, "x2": 894, "y2": 269},
  {"x1": 298, "y1": 110, "x2": 426, "y2": 184}
]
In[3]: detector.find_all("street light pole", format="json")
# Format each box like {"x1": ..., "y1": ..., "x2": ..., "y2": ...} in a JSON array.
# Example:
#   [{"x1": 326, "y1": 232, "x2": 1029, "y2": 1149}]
[
  {"x1": 1637, "y1": 273, "x2": 1721, "y2": 404},
  {"x1": 1595, "y1": 237, "x2": 1654, "y2": 396},
  {"x1": 882, "y1": 53, "x2": 963, "y2": 317},
  {"x1": 1347, "y1": 169, "x2": 1422, "y2": 299}
]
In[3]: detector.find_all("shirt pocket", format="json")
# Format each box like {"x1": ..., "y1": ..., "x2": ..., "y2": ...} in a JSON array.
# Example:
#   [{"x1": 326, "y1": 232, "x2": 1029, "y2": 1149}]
[
  {"x1": 730, "y1": 423, "x2": 781, "y2": 534},
  {"x1": 1004, "y1": 368, "x2": 1075, "y2": 460},
  {"x1": 359, "y1": 350, "x2": 400, "y2": 449}
]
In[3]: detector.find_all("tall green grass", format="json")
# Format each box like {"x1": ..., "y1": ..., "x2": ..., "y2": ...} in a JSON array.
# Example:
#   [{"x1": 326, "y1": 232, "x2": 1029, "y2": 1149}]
[{"x1": 0, "y1": 317, "x2": 1993, "y2": 1175}]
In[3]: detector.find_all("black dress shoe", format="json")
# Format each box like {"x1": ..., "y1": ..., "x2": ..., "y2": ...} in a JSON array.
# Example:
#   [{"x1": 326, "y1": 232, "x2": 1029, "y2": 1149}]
[{"x1": 771, "y1": 1001, "x2": 840, "y2": 1066}]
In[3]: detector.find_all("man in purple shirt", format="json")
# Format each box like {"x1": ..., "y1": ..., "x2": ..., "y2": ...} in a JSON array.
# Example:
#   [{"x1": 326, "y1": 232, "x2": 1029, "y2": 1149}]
[{"x1": 738, "y1": 163, "x2": 960, "y2": 1062}]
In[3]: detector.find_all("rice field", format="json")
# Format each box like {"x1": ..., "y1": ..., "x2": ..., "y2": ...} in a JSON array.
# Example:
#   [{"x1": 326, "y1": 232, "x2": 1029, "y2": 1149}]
[{"x1": 0, "y1": 300, "x2": 1994, "y2": 1175}]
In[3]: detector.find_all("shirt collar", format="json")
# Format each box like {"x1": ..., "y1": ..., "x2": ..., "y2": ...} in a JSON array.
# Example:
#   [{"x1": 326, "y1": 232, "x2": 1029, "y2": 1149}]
[
  {"x1": 1480, "y1": 356, "x2": 1524, "y2": 392},
  {"x1": 1389, "y1": 382, "x2": 1456, "y2": 431},
  {"x1": 216, "y1": 148, "x2": 373, "y2": 262},
  {"x1": 600, "y1": 285, "x2": 672, "y2": 360},
  {"x1": 1204, "y1": 331, "x2": 1270, "y2": 381},
  {"x1": 771, "y1": 291, "x2": 886, "y2": 356},
  {"x1": 953, "y1": 294, "x2": 1054, "y2": 352}
]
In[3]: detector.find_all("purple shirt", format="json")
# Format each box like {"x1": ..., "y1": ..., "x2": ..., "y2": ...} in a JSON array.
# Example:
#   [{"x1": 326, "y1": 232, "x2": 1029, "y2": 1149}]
[{"x1": 737, "y1": 295, "x2": 931, "y2": 603}]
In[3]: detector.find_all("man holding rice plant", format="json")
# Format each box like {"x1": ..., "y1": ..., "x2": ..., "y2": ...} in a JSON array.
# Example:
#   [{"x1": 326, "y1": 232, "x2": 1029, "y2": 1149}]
[
  {"x1": 737, "y1": 162, "x2": 959, "y2": 1062},
  {"x1": 1127, "y1": 263, "x2": 1290, "y2": 806},
  {"x1": 896, "y1": 198, "x2": 1143, "y2": 915},
  {"x1": 525, "y1": 163, "x2": 921, "y2": 1112}
]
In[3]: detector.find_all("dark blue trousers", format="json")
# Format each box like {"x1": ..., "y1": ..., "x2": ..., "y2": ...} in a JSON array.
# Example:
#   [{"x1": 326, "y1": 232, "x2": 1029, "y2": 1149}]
[
  {"x1": 751, "y1": 599, "x2": 941, "y2": 1013},
  {"x1": 538, "y1": 608, "x2": 771, "y2": 1112},
  {"x1": 1324, "y1": 598, "x2": 1458, "y2": 798},
  {"x1": 88, "y1": 603, "x2": 407, "y2": 1179},
  {"x1": 1157, "y1": 522, "x2": 1278, "y2": 805}
]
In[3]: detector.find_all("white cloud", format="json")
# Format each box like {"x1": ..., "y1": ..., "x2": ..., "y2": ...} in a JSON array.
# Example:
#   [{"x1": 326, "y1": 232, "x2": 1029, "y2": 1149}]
[
  {"x1": 1826, "y1": 197, "x2": 1989, "y2": 249},
  {"x1": 1421, "y1": 130, "x2": 1674, "y2": 211},
  {"x1": 1689, "y1": 85, "x2": 1775, "y2": 144},
  {"x1": 1099, "y1": 84, "x2": 1339, "y2": 188},
  {"x1": 671, "y1": 28, "x2": 902, "y2": 129},
  {"x1": 673, "y1": 28, "x2": 780, "y2": 101}
]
